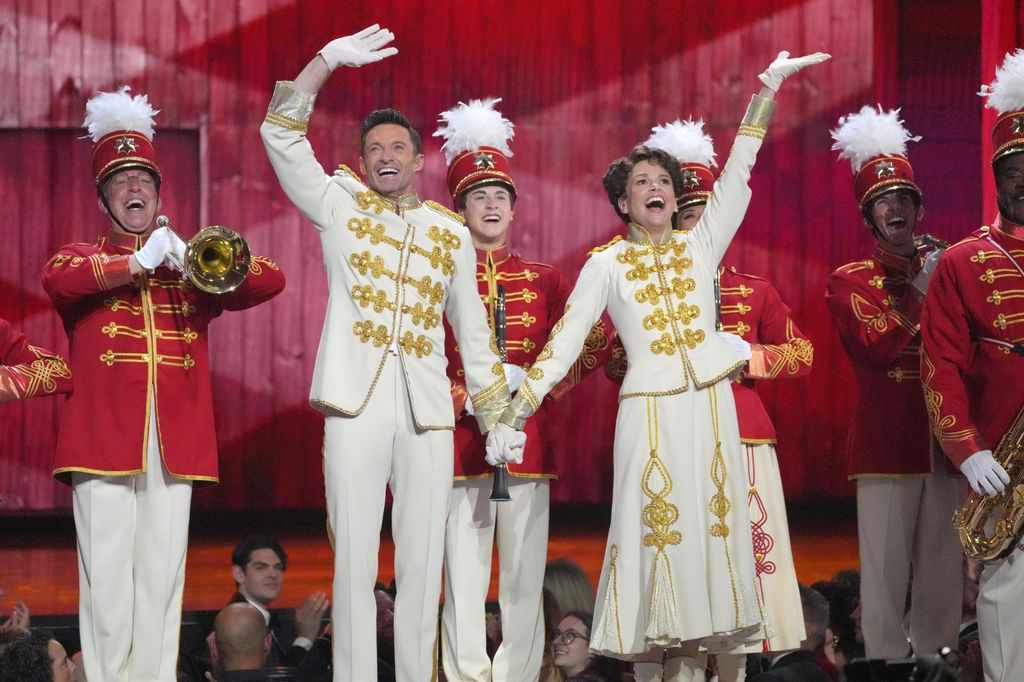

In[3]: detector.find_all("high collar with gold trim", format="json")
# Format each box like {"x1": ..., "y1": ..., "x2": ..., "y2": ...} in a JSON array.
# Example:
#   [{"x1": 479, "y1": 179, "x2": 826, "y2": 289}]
[
  {"x1": 375, "y1": 190, "x2": 422, "y2": 214},
  {"x1": 626, "y1": 222, "x2": 674, "y2": 245},
  {"x1": 992, "y1": 213, "x2": 1024, "y2": 241},
  {"x1": 873, "y1": 245, "x2": 920, "y2": 274},
  {"x1": 477, "y1": 243, "x2": 512, "y2": 266},
  {"x1": 105, "y1": 228, "x2": 154, "y2": 252}
]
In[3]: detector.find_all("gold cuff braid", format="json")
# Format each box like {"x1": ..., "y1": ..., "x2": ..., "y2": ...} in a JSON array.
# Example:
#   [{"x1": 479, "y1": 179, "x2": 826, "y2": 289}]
[
  {"x1": 264, "y1": 81, "x2": 317, "y2": 131},
  {"x1": 472, "y1": 378, "x2": 511, "y2": 433},
  {"x1": 740, "y1": 94, "x2": 775, "y2": 131},
  {"x1": 498, "y1": 393, "x2": 534, "y2": 431}
]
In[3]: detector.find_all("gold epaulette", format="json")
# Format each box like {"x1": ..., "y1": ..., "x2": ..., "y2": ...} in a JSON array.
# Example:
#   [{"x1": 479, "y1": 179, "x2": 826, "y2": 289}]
[
  {"x1": 943, "y1": 228, "x2": 989, "y2": 252},
  {"x1": 425, "y1": 200, "x2": 465, "y2": 224},
  {"x1": 335, "y1": 164, "x2": 365, "y2": 184},
  {"x1": 588, "y1": 234, "x2": 623, "y2": 255}
]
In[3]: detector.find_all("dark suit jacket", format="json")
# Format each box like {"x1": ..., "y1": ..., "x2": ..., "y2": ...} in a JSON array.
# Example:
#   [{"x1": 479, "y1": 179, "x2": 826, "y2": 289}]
[
  {"x1": 750, "y1": 650, "x2": 833, "y2": 682},
  {"x1": 229, "y1": 592, "x2": 305, "y2": 668}
]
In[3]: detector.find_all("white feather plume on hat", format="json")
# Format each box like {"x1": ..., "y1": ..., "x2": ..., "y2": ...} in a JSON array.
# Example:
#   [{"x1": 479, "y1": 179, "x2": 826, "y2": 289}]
[
  {"x1": 433, "y1": 97, "x2": 514, "y2": 165},
  {"x1": 830, "y1": 105, "x2": 920, "y2": 173},
  {"x1": 83, "y1": 85, "x2": 159, "y2": 142},
  {"x1": 644, "y1": 118, "x2": 717, "y2": 167},
  {"x1": 981, "y1": 49, "x2": 1024, "y2": 114}
]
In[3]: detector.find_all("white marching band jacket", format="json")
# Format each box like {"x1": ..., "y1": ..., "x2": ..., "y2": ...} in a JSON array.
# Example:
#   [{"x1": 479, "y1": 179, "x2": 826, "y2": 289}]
[{"x1": 261, "y1": 82, "x2": 510, "y2": 432}]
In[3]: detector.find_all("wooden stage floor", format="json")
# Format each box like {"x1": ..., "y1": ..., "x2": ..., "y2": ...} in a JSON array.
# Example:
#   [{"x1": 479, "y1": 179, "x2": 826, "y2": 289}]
[{"x1": 0, "y1": 502, "x2": 858, "y2": 616}]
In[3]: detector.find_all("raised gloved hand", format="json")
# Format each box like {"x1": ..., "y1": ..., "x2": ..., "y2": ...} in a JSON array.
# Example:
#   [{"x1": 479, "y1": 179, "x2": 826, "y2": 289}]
[
  {"x1": 484, "y1": 423, "x2": 527, "y2": 466},
  {"x1": 134, "y1": 226, "x2": 186, "y2": 273},
  {"x1": 319, "y1": 24, "x2": 398, "y2": 70},
  {"x1": 911, "y1": 247, "x2": 945, "y2": 296},
  {"x1": 758, "y1": 51, "x2": 831, "y2": 92},
  {"x1": 503, "y1": 363, "x2": 527, "y2": 393},
  {"x1": 960, "y1": 450, "x2": 1010, "y2": 497},
  {"x1": 717, "y1": 331, "x2": 752, "y2": 362}
]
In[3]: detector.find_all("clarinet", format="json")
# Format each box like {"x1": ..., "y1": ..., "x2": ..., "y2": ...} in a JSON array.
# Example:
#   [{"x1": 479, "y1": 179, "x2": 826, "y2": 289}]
[
  {"x1": 714, "y1": 268, "x2": 723, "y2": 332},
  {"x1": 490, "y1": 284, "x2": 512, "y2": 501}
]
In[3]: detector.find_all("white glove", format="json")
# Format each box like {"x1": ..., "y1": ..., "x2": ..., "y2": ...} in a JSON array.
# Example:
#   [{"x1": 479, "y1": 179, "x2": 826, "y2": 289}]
[
  {"x1": 503, "y1": 364, "x2": 527, "y2": 393},
  {"x1": 757, "y1": 51, "x2": 831, "y2": 91},
  {"x1": 134, "y1": 227, "x2": 186, "y2": 273},
  {"x1": 911, "y1": 248, "x2": 945, "y2": 296},
  {"x1": 319, "y1": 24, "x2": 398, "y2": 70},
  {"x1": 717, "y1": 331, "x2": 752, "y2": 362},
  {"x1": 960, "y1": 450, "x2": 1010, "y2": 497},
  {"x1": 485, "y1": 423, "x2": 526, "y2": 466}
]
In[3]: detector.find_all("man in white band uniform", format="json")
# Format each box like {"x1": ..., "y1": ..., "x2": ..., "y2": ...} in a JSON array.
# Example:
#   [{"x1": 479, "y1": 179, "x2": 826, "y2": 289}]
[{"x1": 260, "y1": 24, "x2": 524, "y2": 682}]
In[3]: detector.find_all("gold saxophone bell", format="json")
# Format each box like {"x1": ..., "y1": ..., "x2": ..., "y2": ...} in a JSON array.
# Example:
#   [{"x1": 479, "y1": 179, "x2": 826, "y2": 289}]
[
  {"x1": 156, "y1": 216, "x2": 250, "y2": 294},
  {"x1": 954, "y1": 404, "x2": 1024, "y2": 562}
]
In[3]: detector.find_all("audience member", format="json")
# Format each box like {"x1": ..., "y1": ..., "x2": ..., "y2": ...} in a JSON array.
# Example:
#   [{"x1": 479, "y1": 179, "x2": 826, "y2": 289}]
[
  {"x1": 229, "y1": 535, "x2": 329, "y2": 669},
  {"x1": 750, "y1": 585, "x2": 832, "y2": 681},
  {"x1": 0, "y1": 628, "x2": 76, "y2": 682},
  {"x1": 551, "y1": 611, "x2": 629, "y2": 682},
  {"x1": 374, "y1": 582, "x2": 396, "y2": 679},
  {"x1": 813, "y1": 571, "x2": 863, "y2": 669},
  {"x1": 544, "y1": 558, "x2": 596, "y2": 620},
  {"x1": 209, "y1": 603, "x2": 270, "y2": 682},
  {"x1": 0, "y1": 597, "x2": 30, "y2": 639},
  {"x1": 539, "y1": 587, "x2": 563, "y2": 682}
]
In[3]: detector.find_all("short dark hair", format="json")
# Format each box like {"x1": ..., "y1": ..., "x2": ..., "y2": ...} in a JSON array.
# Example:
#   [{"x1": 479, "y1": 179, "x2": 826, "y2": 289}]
[
  {"x1": 361, "y1": 108, "x2": 421, "y2": 155},
  {"x1": 603, "y1": 145, "x2": 685, "y2": 225},
  {"x1": 0, "y1": 630, "x2": 56, "y2": 682},
  {"x1": 799, "y1": 584, "x2": 830, "y2": 650},
  {"x1": 456, "y1": 181, "x2": 517, "y2": 211},
  {"x1": 231, "y1": 535, "x2": 287, "y2": 571},
  {"x1": 861, "y1": 187, "x2": 921, "y2": 226}
]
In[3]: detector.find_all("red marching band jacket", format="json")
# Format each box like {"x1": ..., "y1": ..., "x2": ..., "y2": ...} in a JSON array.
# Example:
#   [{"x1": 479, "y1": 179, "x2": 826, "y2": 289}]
[
  {"x1": 0, "y1": 319, "x2": 72, "y2": 402},
  {"x1": 921, "y1": 219, "x2": 1024, "y2": 467},
  {"x1": 445, "y1": 245, "x2": 614, "y2": 480},
  {"x1": 604, "y1": 266, "x2": 813, "y2": 443},
  {"x1": 42, "y1": 230, "x2": 285, "y2": 484},
  {"x1": 826, "y1": 246, "x2": 931, "y2": 477}
]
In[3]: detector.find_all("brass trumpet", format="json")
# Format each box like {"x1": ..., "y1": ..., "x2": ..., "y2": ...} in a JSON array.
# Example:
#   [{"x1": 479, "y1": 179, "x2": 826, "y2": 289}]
[{"x1": 156, "y1": 215, "x2": 251, "y2": 294}]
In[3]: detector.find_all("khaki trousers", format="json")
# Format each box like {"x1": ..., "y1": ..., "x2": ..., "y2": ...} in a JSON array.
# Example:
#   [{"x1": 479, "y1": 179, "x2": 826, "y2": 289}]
[
  {"x1": 978, "y1": 548, "x2": 1024, "y2": 681},
  {"x1": 72, "y1": 407, "x2": 193, "y2": 682},
  {"x1": 441, "y1": 478, "x2": 549, "y2": 682},
  {"x1": 856, "y1": 449, "x2": 963, "y2": 659},
  {"x1": 324, "y1": 356, "x2": 453, "y2": 682}
]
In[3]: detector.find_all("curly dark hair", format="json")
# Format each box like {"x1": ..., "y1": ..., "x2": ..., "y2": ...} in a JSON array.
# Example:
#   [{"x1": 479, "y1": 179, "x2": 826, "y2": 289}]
[
  {"x1": 0, "y1": 629, "x2": 57, "y2": 682},
  {"x1": 602, "y1": 145, "x2": 686, "y2": 226}
]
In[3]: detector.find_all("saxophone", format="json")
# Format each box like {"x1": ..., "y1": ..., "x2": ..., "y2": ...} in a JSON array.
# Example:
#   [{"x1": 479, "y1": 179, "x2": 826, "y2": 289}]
[{"x1": 953, "y1": 403, "x2": 1024, "y2": 562}]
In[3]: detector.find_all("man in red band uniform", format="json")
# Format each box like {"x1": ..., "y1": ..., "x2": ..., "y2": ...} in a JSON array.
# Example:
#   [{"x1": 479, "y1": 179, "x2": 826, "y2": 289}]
[
  {"x1": 921, "y1": 50, "x2": 1024, "y2": 681},
  {"x1": 605, "y1": 119, "x2": 812, "y2": 680},
  {"x1": 433, "y1": 99, "x2": 612, "y2": 682},
  {"x1": 0, "y1": 319, "x2": 71, "y2": 402},
  {"x1": 42, "y1": 87, "x2": 285, "y2": 682},
  {"x1": 826, "y1": 106, "x2": 961, "y2": 660}
]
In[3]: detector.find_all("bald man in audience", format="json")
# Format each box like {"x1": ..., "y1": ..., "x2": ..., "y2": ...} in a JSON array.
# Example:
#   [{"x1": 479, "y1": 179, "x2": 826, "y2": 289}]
[{"x1": 210, "y1": 603, "x2": 272, "y2": 682}]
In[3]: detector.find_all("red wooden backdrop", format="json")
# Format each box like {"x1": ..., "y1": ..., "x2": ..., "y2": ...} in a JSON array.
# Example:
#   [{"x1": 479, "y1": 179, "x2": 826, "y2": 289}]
[{"x1": 0, "y1": 0, "x2": 1011, "y2": 512}]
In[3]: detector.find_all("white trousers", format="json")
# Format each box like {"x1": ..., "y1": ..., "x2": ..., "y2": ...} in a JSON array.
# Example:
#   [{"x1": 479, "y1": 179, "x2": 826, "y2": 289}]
[
  {"x1": 72, "y1": 406, "x2": 193, "y2": 682},
  {"x1": 978, "y1": 548, "x2": 1024, "y2": 681},
  {"x1": 441, "y1": 478, "x2": 550, "y2": 682},
  {"x1": 324, "y1": 357, "x2": 453, "y2": 682},
  {"x1": 856, "y1": 449, "x2": 963, "y2": 659}
]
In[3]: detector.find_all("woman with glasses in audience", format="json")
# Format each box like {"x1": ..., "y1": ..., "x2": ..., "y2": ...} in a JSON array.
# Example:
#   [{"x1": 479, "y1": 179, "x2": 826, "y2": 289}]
[{"x1": 551, "y1": 611, "x2": 628, "y2": 681}]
